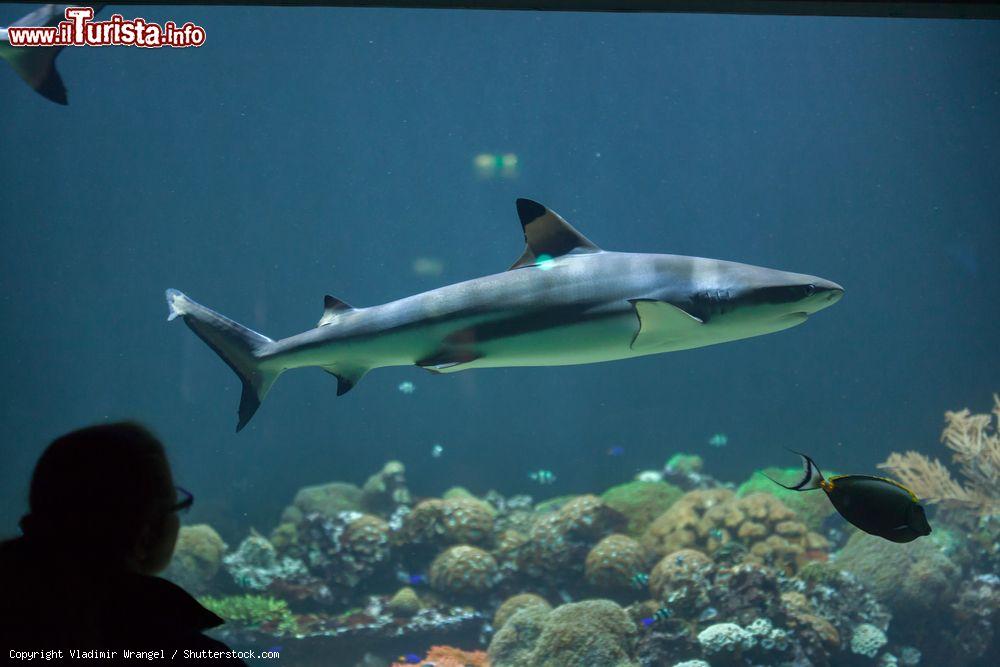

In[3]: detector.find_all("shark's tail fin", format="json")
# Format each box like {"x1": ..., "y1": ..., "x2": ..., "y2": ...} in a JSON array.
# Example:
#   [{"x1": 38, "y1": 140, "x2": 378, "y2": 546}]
[
  {"x1": 166, "y1": 289, "x2": 279, "y2": 432},
  {"x1": 0, "y1": 40, "x2": 67, "y2": 105}
]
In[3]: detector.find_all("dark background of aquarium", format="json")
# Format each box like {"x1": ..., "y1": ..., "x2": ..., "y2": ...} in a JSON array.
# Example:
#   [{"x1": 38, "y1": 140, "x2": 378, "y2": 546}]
[{"x1": 1, "y1": 6, "x2": 997, "y2": 541}]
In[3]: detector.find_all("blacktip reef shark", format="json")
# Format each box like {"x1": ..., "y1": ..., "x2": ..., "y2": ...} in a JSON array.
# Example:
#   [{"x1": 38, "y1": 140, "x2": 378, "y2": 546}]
[
  {"x1": 166, "y1": 199, "x2": 844, "y2": 431},
  {"x1": 0, "y1": 4, "x2": 104, "y2": 104}
]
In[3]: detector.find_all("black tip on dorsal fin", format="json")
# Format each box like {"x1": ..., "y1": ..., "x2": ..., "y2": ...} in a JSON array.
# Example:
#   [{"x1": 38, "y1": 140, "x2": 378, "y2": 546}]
[
  {"x1": 318, "y1": 294, "x2": 354, "y2": 326},
  {"x1": 509, "y1": 198, "x2": 601, "y2": 270},
  {"x1": 516, "y1": 198, "x2": 547, "y2": 223}
]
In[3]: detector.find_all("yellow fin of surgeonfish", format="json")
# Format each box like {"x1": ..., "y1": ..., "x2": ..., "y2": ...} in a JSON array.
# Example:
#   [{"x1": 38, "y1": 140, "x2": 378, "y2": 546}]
[{"x1": 828, "y1": 474, "x2": 919, "y2": 502}]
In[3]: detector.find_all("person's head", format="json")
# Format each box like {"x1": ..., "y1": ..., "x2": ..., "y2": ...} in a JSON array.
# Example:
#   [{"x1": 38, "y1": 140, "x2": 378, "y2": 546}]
[{"x1": 19, "y1": 422, "x2": 184, "y2": 575}]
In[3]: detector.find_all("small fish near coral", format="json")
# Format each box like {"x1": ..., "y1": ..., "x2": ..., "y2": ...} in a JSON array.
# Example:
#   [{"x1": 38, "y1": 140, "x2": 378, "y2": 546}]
[
  {"x1": 641, "y1": 607, "x2": 673, "y2": 627},
  {"x1": 765, "y1": 452, "x2": 932, "y2": 543},
  {"x1": 528, "y1": 470, "x2": 556, "y2": 485},
  {"x1": 607, "y1": 445, "x2": 626, "y2": 457},
  {"x1": 708, "y1": 433, "x2": 728, "y2": 447},
  {"x1": 630, "y1": 572, "x2": 649, "y2": 589}
]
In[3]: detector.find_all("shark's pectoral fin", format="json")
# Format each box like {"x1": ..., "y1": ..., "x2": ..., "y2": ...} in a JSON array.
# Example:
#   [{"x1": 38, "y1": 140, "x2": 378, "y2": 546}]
[
  {"x1": 322, "y1": 365, "x2": 369, "y2": 395},
  {"x1": 416, "y1": 349, "x2": 483, "y2": 374},
  {"x1": 629, "y1": 299, "x2": 704, "y2": 351},
  {"x1": 318, "y1": 295, "x2": 356, "y2": 326},
  {"x1": 508, "y1": 199, "x2": 602, "y2": 270}
]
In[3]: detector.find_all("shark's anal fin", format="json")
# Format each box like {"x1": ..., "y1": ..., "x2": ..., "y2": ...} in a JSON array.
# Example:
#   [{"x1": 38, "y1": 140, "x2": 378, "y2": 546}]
[
  {"x1": 509, "y1": 198, "x2": 601, "y2": 270},
  {"x1": 629, "y1": 299, "x2": 704, "y2": 351},
  {"x1": 318, "y1": 294, "x2": 355, "y2": 326},
  {"x1": 416, "y1": 349, "x2": 483, "y2": 374},
  {"x1": 322, "y1": 366, "x2": 368, "y2": 396}
]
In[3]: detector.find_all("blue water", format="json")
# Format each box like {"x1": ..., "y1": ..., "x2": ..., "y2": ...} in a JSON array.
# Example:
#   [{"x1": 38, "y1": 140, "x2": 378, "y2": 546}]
[{"x1": 1, "y1": 3, "x2": 997, "y2": 569}]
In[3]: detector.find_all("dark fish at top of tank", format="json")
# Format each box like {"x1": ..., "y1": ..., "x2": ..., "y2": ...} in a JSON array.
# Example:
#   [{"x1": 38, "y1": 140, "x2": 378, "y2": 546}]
[{"x1": 764, "y1": 451, "x2": 932, "y2": 543}]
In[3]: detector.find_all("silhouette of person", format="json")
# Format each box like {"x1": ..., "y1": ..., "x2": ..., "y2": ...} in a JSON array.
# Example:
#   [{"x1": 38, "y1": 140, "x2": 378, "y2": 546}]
[{"x1": 0, "y1": 422, "x2": 247, "y2": 665}]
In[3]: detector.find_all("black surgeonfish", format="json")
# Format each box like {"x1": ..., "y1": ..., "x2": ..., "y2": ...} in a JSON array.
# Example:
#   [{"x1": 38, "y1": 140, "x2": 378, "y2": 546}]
[{"x1": 764, "y1": 452, "x2": 932, "y2": 543}]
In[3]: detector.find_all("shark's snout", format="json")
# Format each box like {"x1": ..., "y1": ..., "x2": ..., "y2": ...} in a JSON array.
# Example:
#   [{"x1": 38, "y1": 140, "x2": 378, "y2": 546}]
[{"x1": 812, "y1": 279, "x2": 844, "y2": 307}]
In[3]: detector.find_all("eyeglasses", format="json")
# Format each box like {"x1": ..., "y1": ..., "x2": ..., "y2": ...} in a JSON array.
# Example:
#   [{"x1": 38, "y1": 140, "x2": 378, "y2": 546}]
[{"x1": 169, "y1": 486, "x2": 194, "y2": 514}]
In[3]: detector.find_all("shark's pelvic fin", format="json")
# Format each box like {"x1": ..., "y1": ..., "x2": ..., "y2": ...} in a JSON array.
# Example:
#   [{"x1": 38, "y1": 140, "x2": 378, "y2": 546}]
[
  {"x1": 509, "y1": 198, "x2": 601, "y2": 270},
  {"x1": 629, "y1": 299, "x2": 704, "y2": 351},
  {"x1": 416, "y1": 349, "x2": 483, "y2": 373},
  {"x1": 322, "y1": 366, "x2": 368, "y2": 396},
  {"x1": 318, "y1": 294, "x2": 355, "y2": 326}
]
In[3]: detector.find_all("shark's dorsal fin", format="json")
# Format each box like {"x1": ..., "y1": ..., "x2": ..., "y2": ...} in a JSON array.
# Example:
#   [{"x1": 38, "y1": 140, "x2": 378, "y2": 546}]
[
  {"x1": 318, "y1": 295, "x2": 354, "y2": 326},
  {"x1": 508, "y1": 198, "x2": 601, "y2": 270}
]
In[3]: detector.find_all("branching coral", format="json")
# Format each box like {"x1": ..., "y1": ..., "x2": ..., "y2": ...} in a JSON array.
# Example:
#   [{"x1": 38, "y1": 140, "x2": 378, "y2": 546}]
[{"x1": 878, "y1": 394, "x2": 999, "y2": 515}]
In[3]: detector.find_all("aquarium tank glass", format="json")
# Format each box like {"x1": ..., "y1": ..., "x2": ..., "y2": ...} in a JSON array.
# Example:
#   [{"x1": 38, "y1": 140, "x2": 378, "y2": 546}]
[{"x1": 1, "y1": 2, "x2": 997, "y2": 665}]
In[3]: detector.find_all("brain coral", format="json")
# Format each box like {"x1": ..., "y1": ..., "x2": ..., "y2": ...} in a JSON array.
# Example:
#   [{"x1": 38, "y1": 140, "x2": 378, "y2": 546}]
[
  {"x1": 493, "y1": 593, "x2": 552, "y2": 631},
  {"x1": 429, "y1": 545, "x2": 499, "y2": 596},
  {"x1": 648, "y1": 548, "x2": 713, "y2": 614},
  {"x1": 519, "y1": 495, "x2": 627, "y2": 579},
  {"x1": 585, "y1": 534, "x2": 648, "y2": 591},
  {"x1": 643, "y1": 490, "x2": 829, "y2": 573},
  {"x1": 601, "y1": 481, "x2": 683, "y2": 538},
  {"x1": 642, "y1": 489, "x2": 734, "y2": 558},
  {"x1": 300, "y1": 511, "x2": 390, "y2": 588},
  {"x1": 489, "y1": 599, "x2": 639, "y2": 667},
  {"x1": 736, "y1": 468, "x2": 837, "y2": 530},
  {"x1": 164, "y1": 524, "x2": 227, "y2": 594},
  {"x1": 834, "y1": 530, "x2": 960, "y2": 635},
  {"x1": 398, "y1": 497, "x2": 495, "y2": 548}
]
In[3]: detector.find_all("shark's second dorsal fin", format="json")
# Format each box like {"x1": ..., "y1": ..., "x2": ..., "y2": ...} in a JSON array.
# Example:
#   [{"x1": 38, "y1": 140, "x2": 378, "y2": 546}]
[
  {"x1": 318, "y1": 295, "x2": 354, "y2": 326},
  {"x1": 508, "y1": 198, "x2": 601, "y2": 270}
]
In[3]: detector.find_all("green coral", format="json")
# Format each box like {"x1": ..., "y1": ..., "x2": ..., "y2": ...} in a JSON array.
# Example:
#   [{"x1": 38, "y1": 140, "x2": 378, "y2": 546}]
[
  {"x1": 601, "y1": 481, "x2": 683, "y2": 538},
  {"x1": 488, "y1": 599, "x2": 638, "y2": 667},
  {"x1": 534, "y1": 495, "x2": 580, "y2": 514},
  {"x1": 163, "y1": 524, "x2": 226, "y2": 594},
  {"x1": 198, "y1": 595, "x2": 296, "y2": 633},
  {"x1": 833, "y1": 531, "x2": 960, "y2": 640},
  {"x1": 796, "y1": 560, "x2": 842, "y2": 587},
  {"x1": 737, "y1": 468, "x2": 836, "y2": 530},
  {"x1": 665, "y1": 453, "x2": 703, "y2": 475}
]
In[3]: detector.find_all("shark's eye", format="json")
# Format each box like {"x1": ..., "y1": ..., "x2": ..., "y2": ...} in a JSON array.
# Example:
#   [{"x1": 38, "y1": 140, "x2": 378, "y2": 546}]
[{"x1": 804, "y1": 284, "x2": 816, "y2": 296}]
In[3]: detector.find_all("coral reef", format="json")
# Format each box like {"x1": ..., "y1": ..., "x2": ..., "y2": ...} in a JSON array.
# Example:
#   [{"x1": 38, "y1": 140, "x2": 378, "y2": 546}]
[
  {"x1": 736, "y1": 467, "x2": 837, "y2": 530},
  {"x1": 429, "y1": 545, "x2": 499, "y2": 597},
  {"x1": 199, "y1": 594, "x2": 297, "y2": 634},
  {"x1": 642, "y1": 490, "x2": 828, "y2": 573},
  {"x1": 879, "y1": 394, "x2": 999, "y2": 515},
  {"x1": 386, "y1": 586, "x2": 422, "y2": 616},
  {"x1": 183, "y1": 427, "x2": 1000, "y2": 667},
  {"x1": 850, "y1": 623, "x2": 888, "y2": 658},
  {"x1": 361, "y1": 460, "x2": 412, "y2": 516},
  {"x1": 642, "y1": 489, "x2": 734, "y2": 558},
  {"x1": 163, "y1": 524, "x2": 227, "y2": 594},
  {"x1": 648, "y1": 548, "x2": 713, "y2": 615},
  {"x1": 834, "y1": 531, "x2": 960, "y2": 637},
  {"x1": 223, "y1": 530, "x2": 310, "y2": 591},
  {"x1": 392, "y1": 645, "x2": 489, "y2": 667},
  {"x1": 271, "y1": 481, "x2": 363, "y2": 551},
  {"x1": 397, "y1": 497, "x2": 495, "y2": 551},
  {"x1": 489, "y1": 599, "x2": 638, "y2": 667},
  {"x1": 296, "y1": 512, "x2": 391, "y2": 593},
  {"x1": 493, "y1": 593, "x2": 551, "y2": 631},
  {"x1": 585, "y1": 534, "x2": 648, "y2": 592},
  {"x1": 517, "y1": 495, "x2": 626, "y2": 580},
  {"x1": 601, "y1": 481, "x2": 683, "y2": 538}
]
